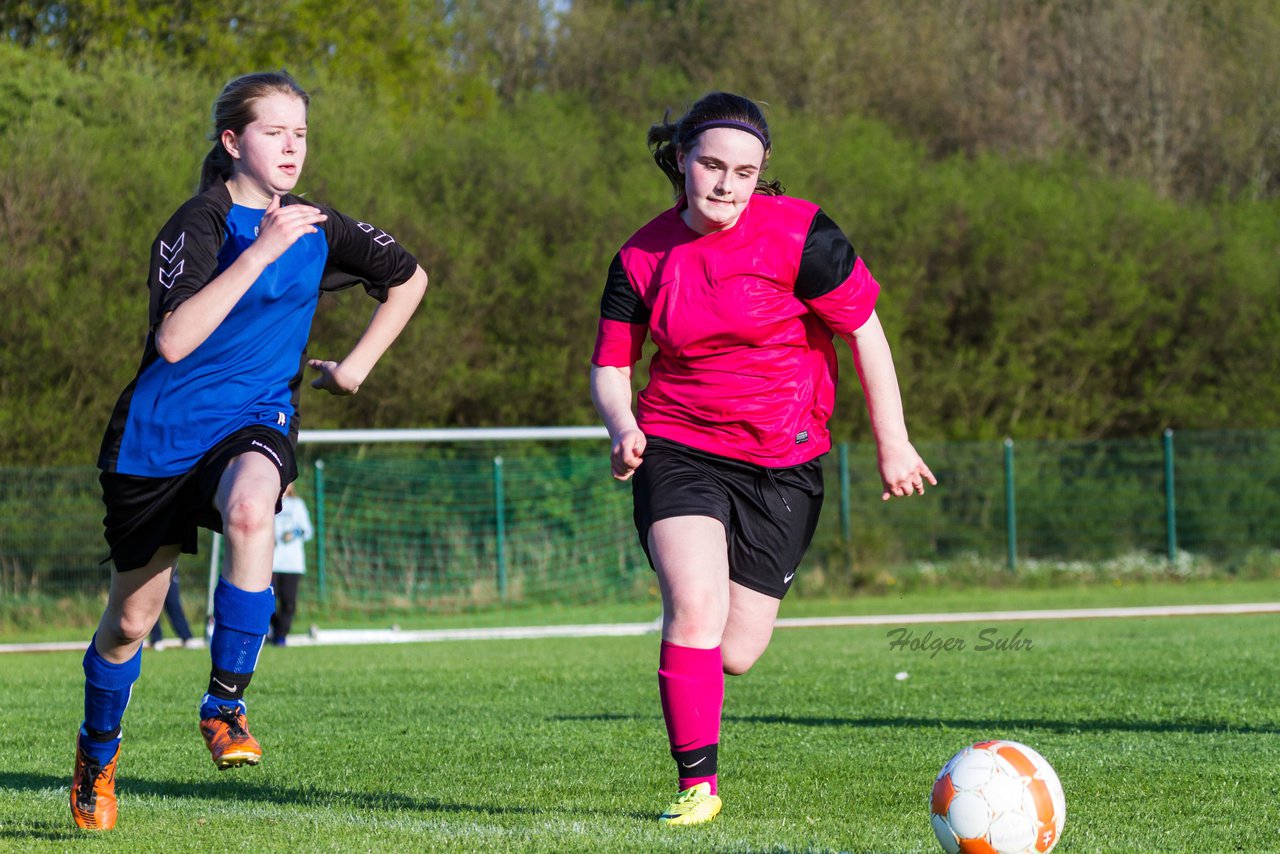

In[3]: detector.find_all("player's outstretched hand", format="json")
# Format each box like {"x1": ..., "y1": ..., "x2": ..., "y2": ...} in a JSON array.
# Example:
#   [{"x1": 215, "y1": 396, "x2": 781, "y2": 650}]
[
  {"x1": 878, "y1": 440, "x2": 937, "y2": 501},
  {"x1": 308, "y1": 359, "x2": 361, "y2": 395},
  {"x1": 251, "y1": 195, "x2": 327, "y2": 266},
  {"x1": 610, "y1": 429, "x2": 647, "y2": 481}
]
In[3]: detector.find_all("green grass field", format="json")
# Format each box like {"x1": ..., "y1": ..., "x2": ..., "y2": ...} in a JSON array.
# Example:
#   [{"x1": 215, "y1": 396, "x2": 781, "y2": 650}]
[{"x1": 1, "y1": 582, "x2": 1278, "y2": 852}]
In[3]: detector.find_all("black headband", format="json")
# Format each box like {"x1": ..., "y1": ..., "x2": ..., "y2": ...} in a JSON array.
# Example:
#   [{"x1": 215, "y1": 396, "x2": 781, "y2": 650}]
[{"x1": 688, "y1": 119, "x2": 769, "y2": 150}]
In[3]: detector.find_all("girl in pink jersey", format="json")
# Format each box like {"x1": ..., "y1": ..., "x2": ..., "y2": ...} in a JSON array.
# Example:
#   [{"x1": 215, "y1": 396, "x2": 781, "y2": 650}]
[{"x1": 590, "y1": 91, "x2": 936, "y2": 826}]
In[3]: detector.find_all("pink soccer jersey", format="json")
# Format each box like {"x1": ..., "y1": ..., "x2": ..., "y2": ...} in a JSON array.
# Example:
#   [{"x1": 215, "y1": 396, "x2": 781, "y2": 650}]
[{"x1": 593, "y1": 194, "x2": 880, "y2": 467}]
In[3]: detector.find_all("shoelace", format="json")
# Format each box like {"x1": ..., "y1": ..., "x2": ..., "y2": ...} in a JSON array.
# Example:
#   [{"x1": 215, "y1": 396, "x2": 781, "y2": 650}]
[
  {"x1": 75, "y1": 755, "x2": 104, "y2": 805},
  {"x1": 670, "y1": 787, "x2": 705, "y2": 810},
  {"x1": 213, "y1": 706, "x2": 249, "y2": 738}
]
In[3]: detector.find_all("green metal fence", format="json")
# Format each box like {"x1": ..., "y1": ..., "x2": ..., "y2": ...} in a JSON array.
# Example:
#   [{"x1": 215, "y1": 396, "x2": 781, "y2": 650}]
[{"x1": 2, "y1": 430, "x2": 1276, "y2": 609}]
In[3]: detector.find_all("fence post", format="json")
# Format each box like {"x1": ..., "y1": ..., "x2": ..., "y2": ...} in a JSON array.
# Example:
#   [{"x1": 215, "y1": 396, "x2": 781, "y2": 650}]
[
  {"x1": 1004, "y1": 438, "x2": 1017, "y2": 571},
  {"x1": 315, "y1": 458, "x2": 327, "y2": 602},
  {"x1": 838, "y1": 442, "x2": 852, "y2": 543},
  {"x1": 494, "y1": 455, "x2": 507, "y2": 599},
  {"x1": 1163, "y1": 429, "x2": 1177, "y2": 564}
]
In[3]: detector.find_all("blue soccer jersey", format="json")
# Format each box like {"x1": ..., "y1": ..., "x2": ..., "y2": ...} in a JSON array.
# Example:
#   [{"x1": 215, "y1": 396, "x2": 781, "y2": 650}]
[{"x1": 98, "y1": 183, "x2": 418, "y2": 477}]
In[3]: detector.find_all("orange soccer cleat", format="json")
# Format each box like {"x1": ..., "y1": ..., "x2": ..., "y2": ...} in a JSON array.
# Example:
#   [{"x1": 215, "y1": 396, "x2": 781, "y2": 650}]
[
  {"x1": 71, "y1": 739, "x2": 120, "y2": 831},
  {"x1": 199, "y1": 703, "x2": 263, "y2": 770}
]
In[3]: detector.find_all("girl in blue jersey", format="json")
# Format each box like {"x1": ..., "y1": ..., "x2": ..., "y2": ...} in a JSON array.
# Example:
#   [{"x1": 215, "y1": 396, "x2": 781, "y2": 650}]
[{"x1": 72, "y1": 71, "x2": 429, "y2": 831}]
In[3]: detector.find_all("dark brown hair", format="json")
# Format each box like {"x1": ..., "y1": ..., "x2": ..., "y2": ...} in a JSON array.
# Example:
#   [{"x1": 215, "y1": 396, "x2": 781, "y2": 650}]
[
  {"x1": 648, "y1": 92, "x2": 783, "y2": 197},
  {"x1": 199, "y1": 71, "x2": 311, "y2": 192}
]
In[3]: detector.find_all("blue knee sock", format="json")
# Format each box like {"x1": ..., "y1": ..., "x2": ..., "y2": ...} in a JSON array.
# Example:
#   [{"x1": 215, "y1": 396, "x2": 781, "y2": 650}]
[
  {"x1": 81, "y1": 638, "x2": 141, "y2": 763},
  {"x1": 205, "y1": 577, "x2": 274, "y2": 717}
]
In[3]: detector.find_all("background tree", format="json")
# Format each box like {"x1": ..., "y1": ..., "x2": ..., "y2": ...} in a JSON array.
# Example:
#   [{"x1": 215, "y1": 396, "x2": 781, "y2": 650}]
[{"x1": 0, "y1": 2, "x2": 1277, "y2": 465}]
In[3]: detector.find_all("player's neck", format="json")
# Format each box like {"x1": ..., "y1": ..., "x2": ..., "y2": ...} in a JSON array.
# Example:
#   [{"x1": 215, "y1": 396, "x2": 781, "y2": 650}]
[{"x1": 224, "y1": 176, "x2": 276, "y2": 209}]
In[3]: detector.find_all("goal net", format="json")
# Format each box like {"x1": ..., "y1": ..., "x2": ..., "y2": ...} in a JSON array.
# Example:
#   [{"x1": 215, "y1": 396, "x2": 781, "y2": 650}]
[{"x1": 207, "y1": 427, "x2": 654, "y2": 617}]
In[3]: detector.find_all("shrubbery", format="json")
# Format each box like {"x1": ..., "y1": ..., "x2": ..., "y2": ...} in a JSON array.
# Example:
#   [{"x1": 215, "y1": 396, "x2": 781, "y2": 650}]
[{"x1": 3, "y1": 58, "x2": 1277, "y2": 465}]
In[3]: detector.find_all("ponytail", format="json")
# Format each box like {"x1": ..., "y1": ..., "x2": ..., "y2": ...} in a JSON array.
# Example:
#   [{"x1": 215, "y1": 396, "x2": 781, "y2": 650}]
[
  {"x1": 199, "y1": 140, "x2": 234, "y2": 193},
  {"x1": 647, "y1": 111, "x2": 683, "y2": 195}
]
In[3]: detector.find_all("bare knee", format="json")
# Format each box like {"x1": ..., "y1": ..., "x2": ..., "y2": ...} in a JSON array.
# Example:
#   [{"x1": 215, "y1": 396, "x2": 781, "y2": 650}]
[
  {"x1": 223, "y1": 496, "x2": 275, "y2": 542},
  {"x1": 721, "y1": 649, "x2": 763, "y2": 676},
  {"x1": 663, "y1": 610, "x2": 727, "y2": 649},
  {"x1": 99, "y1": 610, "x2": 153, "y2": 647}
]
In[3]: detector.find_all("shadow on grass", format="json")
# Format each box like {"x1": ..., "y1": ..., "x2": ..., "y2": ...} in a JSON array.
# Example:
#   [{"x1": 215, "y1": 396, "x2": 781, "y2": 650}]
[
  {"x1": 0, "y1": 819, "x2": 83, "y2": 843},
  {"x1": 0, "y1": 770, "x2": 651, "y2": 841},
  {"x1": 550, "y1": 712, "x2": 1280, "y2": 736}
]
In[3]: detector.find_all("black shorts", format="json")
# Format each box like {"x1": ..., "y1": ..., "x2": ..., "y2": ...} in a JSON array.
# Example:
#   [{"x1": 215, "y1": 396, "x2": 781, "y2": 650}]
[
  {"x1": 632, "y1": 436, "x2": 825, "y2": 600},
  {"x1": 99, "y1": 425, "x2": 297, "y2": 572}
]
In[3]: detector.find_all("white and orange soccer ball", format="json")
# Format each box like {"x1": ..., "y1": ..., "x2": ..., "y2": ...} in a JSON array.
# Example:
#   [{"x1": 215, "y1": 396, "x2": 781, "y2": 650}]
[{"x1": 929, "y1": 740, "x2": 1066, "y2": 854}]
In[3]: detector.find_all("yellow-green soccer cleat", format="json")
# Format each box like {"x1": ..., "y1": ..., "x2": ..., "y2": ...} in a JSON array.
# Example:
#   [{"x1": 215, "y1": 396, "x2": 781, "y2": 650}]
[{"x1": 658, "y1": 782, "x2": 723, "y2": 826}]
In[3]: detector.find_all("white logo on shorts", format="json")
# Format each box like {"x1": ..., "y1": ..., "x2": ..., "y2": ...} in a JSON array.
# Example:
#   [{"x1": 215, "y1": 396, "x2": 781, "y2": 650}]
[
  {"x1": 250, "y1": 439, "x2": 283, "y2": 468},
  {"x1": 783, "y1": 572, "x2": 796, "y2": 584}
]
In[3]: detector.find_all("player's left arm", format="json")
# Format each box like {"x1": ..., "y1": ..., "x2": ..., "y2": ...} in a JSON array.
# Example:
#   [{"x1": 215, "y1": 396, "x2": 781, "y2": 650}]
[
  {"x1": 794, "y1": 207, "x2": 934, "y2": 501},
  {"x1": 841, "y1": 312, "x2": 936, "y2": 501},
  {"x1": 309, "y1": 265, "x2": 427, "y2": 394},
  {"x1": 308, "y1": 204, "x2": 428, "y2": 395}
]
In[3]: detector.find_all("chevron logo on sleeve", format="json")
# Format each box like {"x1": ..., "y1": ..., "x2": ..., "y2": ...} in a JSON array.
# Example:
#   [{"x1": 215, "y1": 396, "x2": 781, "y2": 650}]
[
  {"x1": 160, "y1": 232, "x2": 185, "y2": 262},
  {"x1": 158, "y1": 232, "x2": 186, "y2": 289},
  {"x1": 158, "y1": 258, "x2": 184, "y2": 289},
  {"x1": 356, "y1": 221, "x2": 396, "y2": 246}
]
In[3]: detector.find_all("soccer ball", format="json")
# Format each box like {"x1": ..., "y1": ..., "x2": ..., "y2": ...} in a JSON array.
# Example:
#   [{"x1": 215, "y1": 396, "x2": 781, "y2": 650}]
[{"x1": 930, "y1": 740, "x2": 1066, "y2": 854}]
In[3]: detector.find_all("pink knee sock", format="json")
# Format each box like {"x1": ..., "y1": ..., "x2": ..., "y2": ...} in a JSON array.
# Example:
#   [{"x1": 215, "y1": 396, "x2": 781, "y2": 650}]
[{"x1": 658, "y1": 640, "x2": 724, "y2": 794}]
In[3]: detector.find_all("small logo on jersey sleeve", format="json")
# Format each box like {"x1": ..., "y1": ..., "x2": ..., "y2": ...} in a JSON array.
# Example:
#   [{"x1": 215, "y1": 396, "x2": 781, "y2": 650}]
[
  {"x1": 356, "y1": 221, "x2": 396, "y2": 246},
  {"x1": 795, "y1": 431, "x2": 809, "y2": 445},
  {"x1": 158, "y1": 232, "x2": 186, "y2": 289},
  {"x1": 160, "y1": 232, "x2": 185, "y2": 262}
]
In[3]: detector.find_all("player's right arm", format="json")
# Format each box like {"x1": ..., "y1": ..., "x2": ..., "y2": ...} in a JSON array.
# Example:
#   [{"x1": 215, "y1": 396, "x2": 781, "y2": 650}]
[
  {"x1": 155, "y1": 195, "x2": 326, "y2": 363},
  {"x1": 591, "y1": 252, "x2": 649, "y2": 481},
  {"x1": 590, "y1": 364, "x2": 646, "y2": 481}
]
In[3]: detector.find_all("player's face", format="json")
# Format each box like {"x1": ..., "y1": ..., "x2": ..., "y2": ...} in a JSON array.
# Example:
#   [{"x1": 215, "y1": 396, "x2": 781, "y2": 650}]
[
  {"x1": 676, "y1": 127, "x2": 766, "y2": 234},
  {"x1": 224, "y1": 92, "x2": 309, "y2": 203}
]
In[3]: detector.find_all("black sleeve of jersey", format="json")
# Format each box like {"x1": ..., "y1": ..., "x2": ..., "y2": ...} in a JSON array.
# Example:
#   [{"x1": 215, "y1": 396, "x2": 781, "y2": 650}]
[
  {"x1": 794, "y1": 209, "x2": 858, "y2": 300},
  {"x1": 147, "y1": 199, "x2": 227, "y2": 328},
  {"x1": 599, "y1": 253, "x2": 649, "y2": 323},
  {"x1": 315, "y1": 204, "x2": 420, "y2": 303}
]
